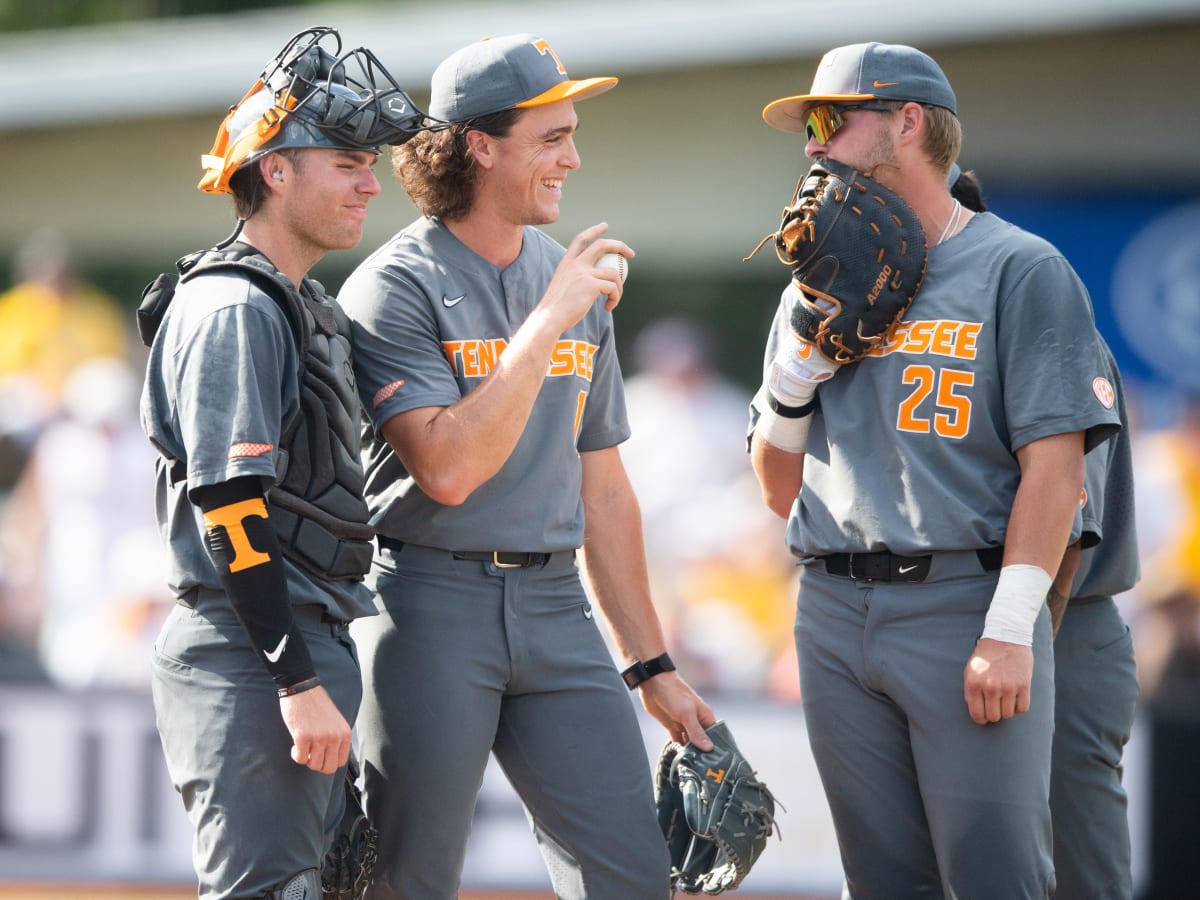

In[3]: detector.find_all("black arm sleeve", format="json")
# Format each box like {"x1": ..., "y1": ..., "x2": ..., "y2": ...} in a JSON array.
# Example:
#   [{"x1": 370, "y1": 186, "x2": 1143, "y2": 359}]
[{"x1": 191, "y1": 476, "x2": 317, "y2": 691}]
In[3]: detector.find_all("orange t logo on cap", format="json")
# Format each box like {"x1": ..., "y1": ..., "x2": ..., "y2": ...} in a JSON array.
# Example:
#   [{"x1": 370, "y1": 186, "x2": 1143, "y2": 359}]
[{"x1": 532, "y1": 38, "x2": 567, "y2": 75}]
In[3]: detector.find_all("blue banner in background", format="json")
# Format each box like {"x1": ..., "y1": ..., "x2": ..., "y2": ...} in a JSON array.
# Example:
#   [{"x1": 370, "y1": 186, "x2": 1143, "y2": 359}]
[{"x1": 984, "y1": 189, "x2": 1200, "y2": 422}]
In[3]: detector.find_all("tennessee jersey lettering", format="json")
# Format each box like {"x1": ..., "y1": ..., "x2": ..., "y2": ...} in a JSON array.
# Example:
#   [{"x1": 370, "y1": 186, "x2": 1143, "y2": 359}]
[
  {"x1": 442, "y1": 338, "x2": 509, "y2": 377},
  {"x1": 873, "y1": 319, "x2": 983, "y2": 360},
  {"x1": 548, "y1": 340, "x2": 598, "y2": 380},
  {"x1": 443, "y1": 338, "x2": 599, "y2": 381}
]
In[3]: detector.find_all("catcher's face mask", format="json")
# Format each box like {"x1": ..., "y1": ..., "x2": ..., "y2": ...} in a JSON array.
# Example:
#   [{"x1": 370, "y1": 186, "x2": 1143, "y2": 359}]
[
  {"x1": 200, "y1": 26, "x2": 432, "y2": 194},
  {"x1": 804, "y1": 102, "x2": 891, "y2": 145}
]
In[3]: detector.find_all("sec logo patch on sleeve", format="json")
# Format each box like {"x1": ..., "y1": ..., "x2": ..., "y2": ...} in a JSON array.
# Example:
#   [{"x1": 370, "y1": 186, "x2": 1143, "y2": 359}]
[{"x1": 1092, "y1": 377, "x2": 1115, "y2": 409}]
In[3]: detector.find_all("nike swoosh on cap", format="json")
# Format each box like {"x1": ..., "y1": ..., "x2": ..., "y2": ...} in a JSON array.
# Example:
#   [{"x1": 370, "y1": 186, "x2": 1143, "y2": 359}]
[
  {"x1": 442, "y1": 294, "x2": 466, "y2": 308},
  {"x1": 265, "y1": 634, "x2": 289, "y2": 663},
  {"x1": 898, "y1": 564, "x2": 919, "y2": 573},
  {"x1": 873, "y1": 80, "x2": 899, "y2": 88}
]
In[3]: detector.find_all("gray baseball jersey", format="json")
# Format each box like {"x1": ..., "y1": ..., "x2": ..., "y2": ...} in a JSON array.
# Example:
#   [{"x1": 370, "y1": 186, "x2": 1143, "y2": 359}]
[
  {"x1": 1050, "y1": 337, "x2": 1139, "y2": 900},
  {"x1": 339, "y1": 216, "x2": 630, "y2": 551},
  {"x1": 1072, "y1": 338, "x2": 1140, "y2": 600},
  {"x1": 140, "y1": 269, "x2": 375, "y2": 620},
  {"x1": 753, "y1": 212, "x2": 1122, "y2": 559}
]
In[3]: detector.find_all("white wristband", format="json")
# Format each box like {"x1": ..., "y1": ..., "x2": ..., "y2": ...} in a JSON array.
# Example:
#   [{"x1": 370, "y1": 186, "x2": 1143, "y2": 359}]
[
  {"x1": 981, "y1": 564, "x2": 1052, "y2": 646},
  {"x1": 755, "y1": 405, "x2": 813, "y2": 453}
]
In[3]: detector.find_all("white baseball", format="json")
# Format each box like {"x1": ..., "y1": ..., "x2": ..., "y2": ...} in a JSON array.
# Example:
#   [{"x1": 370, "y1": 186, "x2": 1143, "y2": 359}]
[{"x1": 597, "y1": 252, "x2": 629, "y2": 284}]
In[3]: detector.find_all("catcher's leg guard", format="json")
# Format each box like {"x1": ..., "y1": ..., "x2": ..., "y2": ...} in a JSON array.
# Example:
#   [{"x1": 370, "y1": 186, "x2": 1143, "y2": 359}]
[{"x1": 267, "y1": 867, "x2": 321, "y2": 900}]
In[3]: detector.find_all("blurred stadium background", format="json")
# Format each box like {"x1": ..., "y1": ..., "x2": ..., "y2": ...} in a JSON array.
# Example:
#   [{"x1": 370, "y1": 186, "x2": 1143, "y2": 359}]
[{"x1": 1, "y1": 2, "x2": 1198, "y2": 898}]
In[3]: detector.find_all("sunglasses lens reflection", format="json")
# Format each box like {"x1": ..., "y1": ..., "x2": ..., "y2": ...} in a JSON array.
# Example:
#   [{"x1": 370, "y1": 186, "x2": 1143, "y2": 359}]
[{"x1": 805, "y1": 105, "x2": 843, "y2": 144}]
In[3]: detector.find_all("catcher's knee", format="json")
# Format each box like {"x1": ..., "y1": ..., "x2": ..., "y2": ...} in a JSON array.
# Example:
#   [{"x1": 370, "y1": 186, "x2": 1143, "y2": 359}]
[{"x1": 266, "y1": 867, "x2": 321, "y2": 899}]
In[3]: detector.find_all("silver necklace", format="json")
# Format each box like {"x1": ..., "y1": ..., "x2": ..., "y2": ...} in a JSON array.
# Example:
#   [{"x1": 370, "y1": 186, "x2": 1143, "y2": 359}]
[{"x1": 937, "y1": 198, "x2": 963, "y2": 246}]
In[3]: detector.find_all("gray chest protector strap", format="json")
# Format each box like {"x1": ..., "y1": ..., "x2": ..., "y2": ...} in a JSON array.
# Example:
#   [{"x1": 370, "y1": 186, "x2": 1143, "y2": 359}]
[{"x1": 138, "y1": 242, "x2": 375, "y2": 581}]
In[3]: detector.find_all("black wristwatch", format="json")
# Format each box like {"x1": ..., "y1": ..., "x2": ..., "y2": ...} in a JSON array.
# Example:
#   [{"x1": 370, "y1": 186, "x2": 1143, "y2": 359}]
[{"x1": 621, "y1": 652, "x2": 676, "y2": 690}]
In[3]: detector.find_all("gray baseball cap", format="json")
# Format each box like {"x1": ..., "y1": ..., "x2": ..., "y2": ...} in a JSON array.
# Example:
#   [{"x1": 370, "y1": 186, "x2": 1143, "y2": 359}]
[
  {"x1": 429, "y1": 33, "x2": 617, "y2": 123},
  {"x1": 763, "y1": 42, "x2": 956, "y2": 133}
]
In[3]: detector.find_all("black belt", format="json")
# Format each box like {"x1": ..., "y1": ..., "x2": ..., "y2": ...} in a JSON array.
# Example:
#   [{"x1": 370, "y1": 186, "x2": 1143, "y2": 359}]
[
  {"x1": 453, "y1": 550, "x2": 552, "y2": 568},
  {"x1": 377, "y1": 536, "x2": 551, "y2": 569},
  {"x1": 820, "y1": 546, "x2": 1004, "y2": 583}
]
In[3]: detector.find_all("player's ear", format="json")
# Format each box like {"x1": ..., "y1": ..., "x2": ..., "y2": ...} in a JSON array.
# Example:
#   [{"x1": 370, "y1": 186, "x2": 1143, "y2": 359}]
[
  {"x1": 259, "y1": 152, "x2": 290, "y2": 187},
  {"x1": 463, "y1": 129, "x2": 495, "y2": 169},
  {"x1": 898, "y1": 103, "x2": 923, "y2": 138}
]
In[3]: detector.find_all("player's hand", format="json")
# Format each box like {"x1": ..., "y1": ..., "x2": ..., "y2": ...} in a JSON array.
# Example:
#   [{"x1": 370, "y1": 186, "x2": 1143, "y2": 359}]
[
  {"x1": 962, "y1": 638, "x2": 1033, "y2": 725},
  {"x1": 768, "y1": 283, "x2": 841, "y2": 409},
  {"x1": 638, "y1": 671, "x2": 717, "y2": 750},
  {"x1": 768, "y1": 332, "x2": 840, "y2": 408},
  {"x1": 538, "y1": 223, "x2": 633, "y2": 330},
  {"x1": 279, "y1": 685, "x2": 352, "y2": 773}
]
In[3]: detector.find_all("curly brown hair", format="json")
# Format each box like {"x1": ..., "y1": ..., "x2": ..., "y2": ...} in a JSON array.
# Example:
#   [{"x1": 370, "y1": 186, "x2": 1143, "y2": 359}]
[{"x1": 393, "y1": 108, "x2": 521, "y2": 221}]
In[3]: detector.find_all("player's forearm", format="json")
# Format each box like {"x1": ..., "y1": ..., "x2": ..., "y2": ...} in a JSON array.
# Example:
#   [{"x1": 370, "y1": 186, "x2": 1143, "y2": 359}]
[
  {"x1": 1053, "y1": 541, "x2": 1082, "y2": 597},
  {"x1": 390, "y1": 307, "x2": 570, "y2": 505},
  {"x1": 750, "y1": 431, "x2": 804, "y2": 519},
  {"x1": 579, "y1": 450, "x2": 668, "y2": 662},
  {"x1": 192, "y1": 476, "x2": 318, "y2": 693},
  {"x1": 1004, "y1": 431, "x2": 1086, "y2": 576},
  {"x1": 583, "y1": 551, "x2": 668, "y2": 665},
  {"x1": 1046, "y1": 540, "x2": 1081, "y2": 638},
  {"x1": 980, "y1": 431, "x2": 1085, "y2": 646}
]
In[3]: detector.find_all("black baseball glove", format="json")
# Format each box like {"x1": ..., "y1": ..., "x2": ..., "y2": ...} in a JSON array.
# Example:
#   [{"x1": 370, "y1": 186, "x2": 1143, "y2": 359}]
[
  {"x1": 321, "y1": 755, "x2": 378, "y2": 900},
  {"x1": 747, "y1": 157, "x2": 928, "y2": 364},
  {"x1": 655, "y1": 721, "x2": 780, "y2": 894}
]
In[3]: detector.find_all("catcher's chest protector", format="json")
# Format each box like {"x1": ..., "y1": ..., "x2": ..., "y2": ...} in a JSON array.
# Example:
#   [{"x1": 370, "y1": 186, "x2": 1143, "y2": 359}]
[{"x1": 137, "y1": 244, "x2": 375, "y2": 581}]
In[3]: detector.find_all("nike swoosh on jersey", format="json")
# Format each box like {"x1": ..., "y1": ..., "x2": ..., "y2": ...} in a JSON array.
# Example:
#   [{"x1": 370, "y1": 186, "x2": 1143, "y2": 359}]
[
  {"x1": 898, "y1": 564, "x2": 919, "y2": 574},
  {"x1": 442, "y1": 294, "x2": 466, "y2": 308},
  {"x1": 264, "y1": 634, "x2": 289, "y2": 663}
]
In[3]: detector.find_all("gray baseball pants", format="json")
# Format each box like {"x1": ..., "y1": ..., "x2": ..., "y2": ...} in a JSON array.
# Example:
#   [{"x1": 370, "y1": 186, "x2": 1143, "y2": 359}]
[
  {"x1": 1050, "y1": 596, "x2": 1138, "y2": 900},
  {"x1": 151, "y1": 589, "x2": 361, "y2": 899},
  {"x1": 795, "y1": 554, "x2": 1056, "y2": 900},
  {"x1": 353, "y1": 542, "x2": 670, "y2": 900}
]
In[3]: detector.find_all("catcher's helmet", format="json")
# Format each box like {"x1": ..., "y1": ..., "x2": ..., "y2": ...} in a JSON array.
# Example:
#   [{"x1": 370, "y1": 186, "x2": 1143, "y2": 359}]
[{"x1": 200, "y1": 26, "x2": 430, "y2": 194}]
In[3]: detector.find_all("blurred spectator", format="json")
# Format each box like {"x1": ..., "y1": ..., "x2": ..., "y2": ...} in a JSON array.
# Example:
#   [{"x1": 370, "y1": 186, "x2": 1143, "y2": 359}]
[
  {"x1": 0, "y1": 356, "x2": 170, "y2": 688},
  {"x1": 0, "y1": 228, "x2": 130, "y2": 487},
  {"x1": 621, "y1": 317, "x2": 798, "y2": 696},
  {"x1": 1130, "y1": 396, "x2": 1200, "y2": 705}
]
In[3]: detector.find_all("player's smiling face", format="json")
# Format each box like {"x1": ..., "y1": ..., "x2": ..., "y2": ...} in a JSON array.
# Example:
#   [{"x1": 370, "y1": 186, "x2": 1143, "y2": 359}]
[{"x1": 487, "y1": 100, "x2": 582, "y2": 226}]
